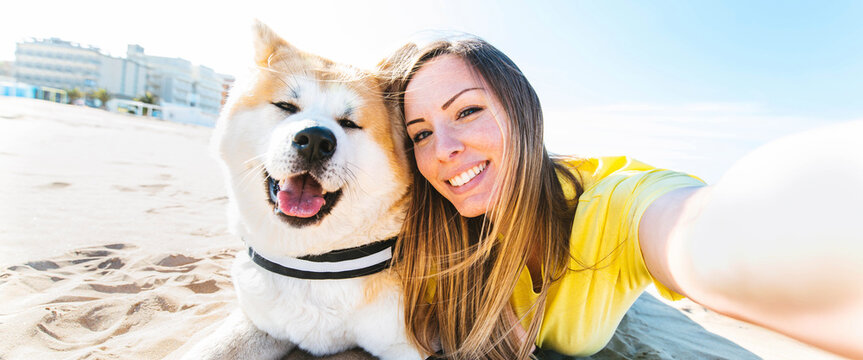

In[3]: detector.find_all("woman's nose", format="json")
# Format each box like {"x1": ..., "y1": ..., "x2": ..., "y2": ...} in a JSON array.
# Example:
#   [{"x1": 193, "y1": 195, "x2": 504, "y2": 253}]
[{"x1": 434, "y1": 127, "x2": 464, "y2": 161}]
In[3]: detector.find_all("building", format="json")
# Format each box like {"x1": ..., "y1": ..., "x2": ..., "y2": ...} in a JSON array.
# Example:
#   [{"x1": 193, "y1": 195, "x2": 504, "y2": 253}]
[
  {"x1": 12, "y1": 38, "x2": 234, "y2": 116},
  {"x1": 14, "y1": 38, "x2": 102, "y2": 91},
  {"x1": 0, "y1": 61, "x2": 14, "y2": 82},
  {"x1": 13, "y1": 38, "x2": 146, "y2": 99},
  {"x1": 99, "y1": 54, "x2": 147, "y2": 100},
  {"x1": 126, "y1": 45, "x2": 232, "y2": 115}
]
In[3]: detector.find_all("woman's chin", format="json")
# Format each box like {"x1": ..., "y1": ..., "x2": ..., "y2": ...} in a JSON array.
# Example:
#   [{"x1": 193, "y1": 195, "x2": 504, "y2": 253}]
[
  {"x1": 456, "y1": 207, "x2": 485, "y2": 218},
  {"x1": 452, "y1": 196, "x2": 494, "y2": 218}
]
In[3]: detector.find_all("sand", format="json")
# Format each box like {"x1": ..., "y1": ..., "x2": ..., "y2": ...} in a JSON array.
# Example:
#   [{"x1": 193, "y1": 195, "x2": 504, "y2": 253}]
[{"x1": 0, "y1": 97, "x2": 846, "y2": 359}]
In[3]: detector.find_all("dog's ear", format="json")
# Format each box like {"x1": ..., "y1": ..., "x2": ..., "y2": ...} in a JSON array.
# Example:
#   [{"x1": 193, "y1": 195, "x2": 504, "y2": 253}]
[{"x1": 252, "y1": 19, "x2": 298, "y2": 68}]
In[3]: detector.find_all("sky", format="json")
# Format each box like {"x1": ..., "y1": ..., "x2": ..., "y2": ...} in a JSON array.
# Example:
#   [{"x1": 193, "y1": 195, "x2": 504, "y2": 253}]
[{"x1": 3, "y1": 0, "x2": 862, "y2": 181}]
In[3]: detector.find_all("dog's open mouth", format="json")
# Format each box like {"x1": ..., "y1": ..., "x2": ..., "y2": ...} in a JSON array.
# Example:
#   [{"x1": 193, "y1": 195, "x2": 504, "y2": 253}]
[{"x1": 266, "y1": 172, "x2": 342, "y2": 227}]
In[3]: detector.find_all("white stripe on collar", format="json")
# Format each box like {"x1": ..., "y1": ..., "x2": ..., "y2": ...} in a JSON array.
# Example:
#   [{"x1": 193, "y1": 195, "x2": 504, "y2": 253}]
[{"x1": 254, "y1": 246, "x2": 392, "y2": 273}]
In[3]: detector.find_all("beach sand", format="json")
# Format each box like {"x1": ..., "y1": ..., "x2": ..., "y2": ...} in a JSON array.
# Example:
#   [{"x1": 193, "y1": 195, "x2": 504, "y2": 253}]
[{"x1": 0, "y1": 97, "x2": 846, "y2": 359}]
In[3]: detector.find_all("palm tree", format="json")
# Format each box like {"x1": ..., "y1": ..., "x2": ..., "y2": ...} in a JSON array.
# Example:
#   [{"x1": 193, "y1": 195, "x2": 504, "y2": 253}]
[
  {"x1": 134, "y1": 91, "x2": 158, "y2": 105},
  {"x1": 65, "y1": 88, "x2": 82, "y2": 104},
  {"x1": 88, "y1": 88, "x2": 111, "y2": 108}
]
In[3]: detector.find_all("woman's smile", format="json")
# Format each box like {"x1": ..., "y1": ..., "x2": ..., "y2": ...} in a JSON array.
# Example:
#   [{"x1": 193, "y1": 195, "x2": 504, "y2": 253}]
[{"x1": 445, "y1": 160, "x2": 489, "y2": 189}]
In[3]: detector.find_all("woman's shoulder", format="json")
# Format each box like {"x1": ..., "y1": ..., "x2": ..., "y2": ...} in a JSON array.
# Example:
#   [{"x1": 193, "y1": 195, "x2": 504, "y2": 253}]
[{"x1": 555, "y1": 156, "x2": 671, "y2": 196}]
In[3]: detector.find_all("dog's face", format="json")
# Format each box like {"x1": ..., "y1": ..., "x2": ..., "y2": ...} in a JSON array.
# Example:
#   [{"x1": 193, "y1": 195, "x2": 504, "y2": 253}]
[{"x1": 213, "y1": 22, "x2": 410, "y2": 256}]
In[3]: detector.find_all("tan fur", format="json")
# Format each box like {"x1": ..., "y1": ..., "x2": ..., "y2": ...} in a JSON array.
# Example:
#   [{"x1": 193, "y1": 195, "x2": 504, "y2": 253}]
[{"x1": 227, "y1": 30, "x2": 409, "y2": 195}]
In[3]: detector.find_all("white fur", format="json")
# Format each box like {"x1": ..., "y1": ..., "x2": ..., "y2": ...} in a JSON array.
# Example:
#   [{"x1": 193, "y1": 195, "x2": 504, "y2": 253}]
[
  {"x1": 214, "y1": 75, "x2": 407, "y2": 257},
  {"x1": 181, "y1": 37, "x2": 421, "y2": 359}
]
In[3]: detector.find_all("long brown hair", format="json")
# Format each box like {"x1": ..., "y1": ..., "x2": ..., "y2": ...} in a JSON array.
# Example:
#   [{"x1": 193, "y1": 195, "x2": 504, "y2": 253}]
[{"x1": 382, "y1": 37, "x2": 584, "y2": 360}]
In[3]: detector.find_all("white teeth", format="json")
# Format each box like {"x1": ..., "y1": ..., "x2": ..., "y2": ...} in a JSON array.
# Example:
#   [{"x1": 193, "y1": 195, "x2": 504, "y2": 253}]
[{"x1": 447, "y1": 162, "x2": 487, "y2": 187}]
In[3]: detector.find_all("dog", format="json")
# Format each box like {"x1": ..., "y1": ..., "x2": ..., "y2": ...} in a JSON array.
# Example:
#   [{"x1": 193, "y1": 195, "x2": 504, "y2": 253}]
[{"x1": 180, "y1": 21, "x2": 422, "y2": 360}]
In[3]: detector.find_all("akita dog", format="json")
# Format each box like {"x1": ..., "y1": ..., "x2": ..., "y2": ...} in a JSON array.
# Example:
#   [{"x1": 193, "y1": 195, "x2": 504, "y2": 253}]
[{"x1": 181, "y1": 21, "x2": 421, "y2": 360}]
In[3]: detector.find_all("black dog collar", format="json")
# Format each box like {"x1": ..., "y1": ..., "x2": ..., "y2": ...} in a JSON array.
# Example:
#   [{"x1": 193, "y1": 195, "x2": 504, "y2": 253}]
[{"x1": 247, "y1": 237, "x2": 397, "y2": 280}]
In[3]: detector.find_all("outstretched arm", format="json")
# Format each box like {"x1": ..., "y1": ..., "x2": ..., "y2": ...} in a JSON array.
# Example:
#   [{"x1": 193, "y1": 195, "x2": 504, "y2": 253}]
[{"x1": 639, "y1": 120, "x2": 863, "y2": 359}]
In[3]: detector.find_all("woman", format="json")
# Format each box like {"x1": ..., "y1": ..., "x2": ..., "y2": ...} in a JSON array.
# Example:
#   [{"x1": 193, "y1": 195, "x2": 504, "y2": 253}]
[{"x1": 383, "y1": 36, "x2": 863, "y2": 360}]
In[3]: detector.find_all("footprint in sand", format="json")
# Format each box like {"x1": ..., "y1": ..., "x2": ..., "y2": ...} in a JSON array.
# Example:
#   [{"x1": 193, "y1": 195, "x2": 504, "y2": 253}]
[
  {"x1": 145, "y1": 205, "x2": 185, "y2": 214},
  {"x1": 88, "y1": 283, "x2": 144, "y2": 294},
  {"x1": 36, "y1": 294, "x2": 181, "y2": 348},
  {"x1": 25, "y1": 260, "x2": 61, "y2": 271},
  {"x1": 156, "y1": 254, "x2": 201, "y2": 267},
  {"x1": 97, "y1": 257, "x2": 124, "y2": 270},
  {"x1": 37, "y1": 182, "x2": 71, "y2": 189},
  {"x1": 112, "y1": 184, "x2": 169, "y2": 194},
  {"x1": 185, "y1": 279, "x2": 220, "y2": 294},
  {"x1": 139, "y1": 184, "x2": 169, "y2": 193},
  {"x1": 108, "y1": 161, "x2": 170, "y2": 169},
  {"x1": 112, "y1": 185, "x2": 136, "y2": 192},
  {"x1": 144, "y1": 254, "x2": 202, "y2": 274},
  {"x1": 1, "y1": 243, "x2": 238, "y2": 357}
]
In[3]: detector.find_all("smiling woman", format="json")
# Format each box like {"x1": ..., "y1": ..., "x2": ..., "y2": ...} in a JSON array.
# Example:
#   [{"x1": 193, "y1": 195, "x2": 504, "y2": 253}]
[
  {"x1": 382, "y1": 35, "x2": 863, "y2": 360},
  {"x1": 386, "y1": 38, "x2": 590, "y2": 359}
]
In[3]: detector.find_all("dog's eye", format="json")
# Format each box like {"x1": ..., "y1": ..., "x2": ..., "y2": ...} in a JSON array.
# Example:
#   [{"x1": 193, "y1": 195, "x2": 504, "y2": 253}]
[
  {"x1": 338, "y1": 119, "x2": 362, "y2": 129},
  {"x1": 272, "y1": 102, "x2": 300, "y2": 114}
]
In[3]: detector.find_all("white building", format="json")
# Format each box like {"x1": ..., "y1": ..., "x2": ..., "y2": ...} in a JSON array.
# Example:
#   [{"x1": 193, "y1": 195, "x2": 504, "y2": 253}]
[
  {"x1": 15, "y1": 38, "x2": 102, "y2": 91},
  {"x1": 13, "y1": 39, "x2": 233, "y2": 115},
  {"x1": 127, "y1": 45, "x2": 230, "y2": 114},
  {"x1": 100, "y1": 55, "x2": 147, "y2": 99},
  {"x1": 14, "y1": 38, "x2": 147, "y2": 99}
]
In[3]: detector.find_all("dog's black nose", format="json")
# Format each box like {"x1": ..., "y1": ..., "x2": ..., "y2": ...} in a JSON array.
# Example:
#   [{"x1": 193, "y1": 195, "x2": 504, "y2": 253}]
[{"x1": 293, "y1": 126, "x2": 337, "y2": 162}]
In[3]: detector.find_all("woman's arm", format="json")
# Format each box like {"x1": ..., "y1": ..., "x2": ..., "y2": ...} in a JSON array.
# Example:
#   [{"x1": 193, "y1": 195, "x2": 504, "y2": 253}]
[{"x1": 639, "y1": 120, "x2": 863, "y2": 359}]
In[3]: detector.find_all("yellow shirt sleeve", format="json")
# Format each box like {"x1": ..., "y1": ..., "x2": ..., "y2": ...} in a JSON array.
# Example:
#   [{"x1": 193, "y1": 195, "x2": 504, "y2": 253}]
[
  {"x1": 571, "y1": 156, "x2": 704, "y2": 300},
  {"x1": 511, "y1": 156, "x2": 705, "y2": 356}
]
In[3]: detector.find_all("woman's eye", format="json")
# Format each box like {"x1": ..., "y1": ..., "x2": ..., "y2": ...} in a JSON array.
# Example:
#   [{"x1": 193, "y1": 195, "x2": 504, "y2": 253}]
[
  {"x1": 338, "y1": 119, "x2": 362, "y2": 129},
  {"x1": 412, "y1": 131, "x2": 431, "y2": 143},
  {"x1": 457, "y1": 106, "x2": 483, "y2": 119},
  {"x1": 272, "y1": 101, "x2": 300, "y2": 114}
]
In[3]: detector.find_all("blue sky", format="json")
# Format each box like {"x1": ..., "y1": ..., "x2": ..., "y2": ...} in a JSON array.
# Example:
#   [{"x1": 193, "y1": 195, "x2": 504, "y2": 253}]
[
  {"x1": 526, "y1": 1, "x2": 863, "y2": 119},
  {"x1": 3, "y1": 0, "x2": 862, "y2": 180}
]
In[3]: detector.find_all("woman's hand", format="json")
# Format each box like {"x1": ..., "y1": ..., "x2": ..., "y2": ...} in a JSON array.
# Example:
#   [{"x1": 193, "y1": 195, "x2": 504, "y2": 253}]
[{"x1": 639, "y1": 120, "x2": 863, "y2": 359}]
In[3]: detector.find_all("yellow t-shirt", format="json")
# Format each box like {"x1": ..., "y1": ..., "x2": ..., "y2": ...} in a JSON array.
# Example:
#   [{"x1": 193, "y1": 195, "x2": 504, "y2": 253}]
[{"x1": 510, "y1": 156, "x2": 705, "y2": 356}]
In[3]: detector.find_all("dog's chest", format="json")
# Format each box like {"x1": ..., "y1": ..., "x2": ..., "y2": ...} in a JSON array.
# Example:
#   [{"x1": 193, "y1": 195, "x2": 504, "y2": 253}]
[{"x1": 231, "y1": 254, "x2": 398, "y2": 351}]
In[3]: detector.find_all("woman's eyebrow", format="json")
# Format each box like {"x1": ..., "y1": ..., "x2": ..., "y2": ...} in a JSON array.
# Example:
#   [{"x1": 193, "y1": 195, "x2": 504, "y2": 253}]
[
  {"x1": 406, "y1": 118, "x2": 424, "y2": 126},
  {"x1": 441, "y1": 87, "x2": 483, "y2": 110}
]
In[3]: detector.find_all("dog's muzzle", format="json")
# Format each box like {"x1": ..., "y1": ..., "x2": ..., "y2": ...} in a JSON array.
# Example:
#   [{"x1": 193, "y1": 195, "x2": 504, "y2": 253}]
[{"x1": 265, "y1": 124, "x2": 343, "y2": 228}]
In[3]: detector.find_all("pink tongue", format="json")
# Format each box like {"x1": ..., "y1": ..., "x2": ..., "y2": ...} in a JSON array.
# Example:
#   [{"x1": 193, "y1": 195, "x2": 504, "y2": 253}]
[{"x1": 277, "y1": 175, "x2": 326, "y2": 218}]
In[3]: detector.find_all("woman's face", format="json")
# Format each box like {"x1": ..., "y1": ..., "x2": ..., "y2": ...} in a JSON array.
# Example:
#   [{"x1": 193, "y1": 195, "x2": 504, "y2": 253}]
[{"x1": 404, "y1": 54, "x2": 509, "y2": 218}]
